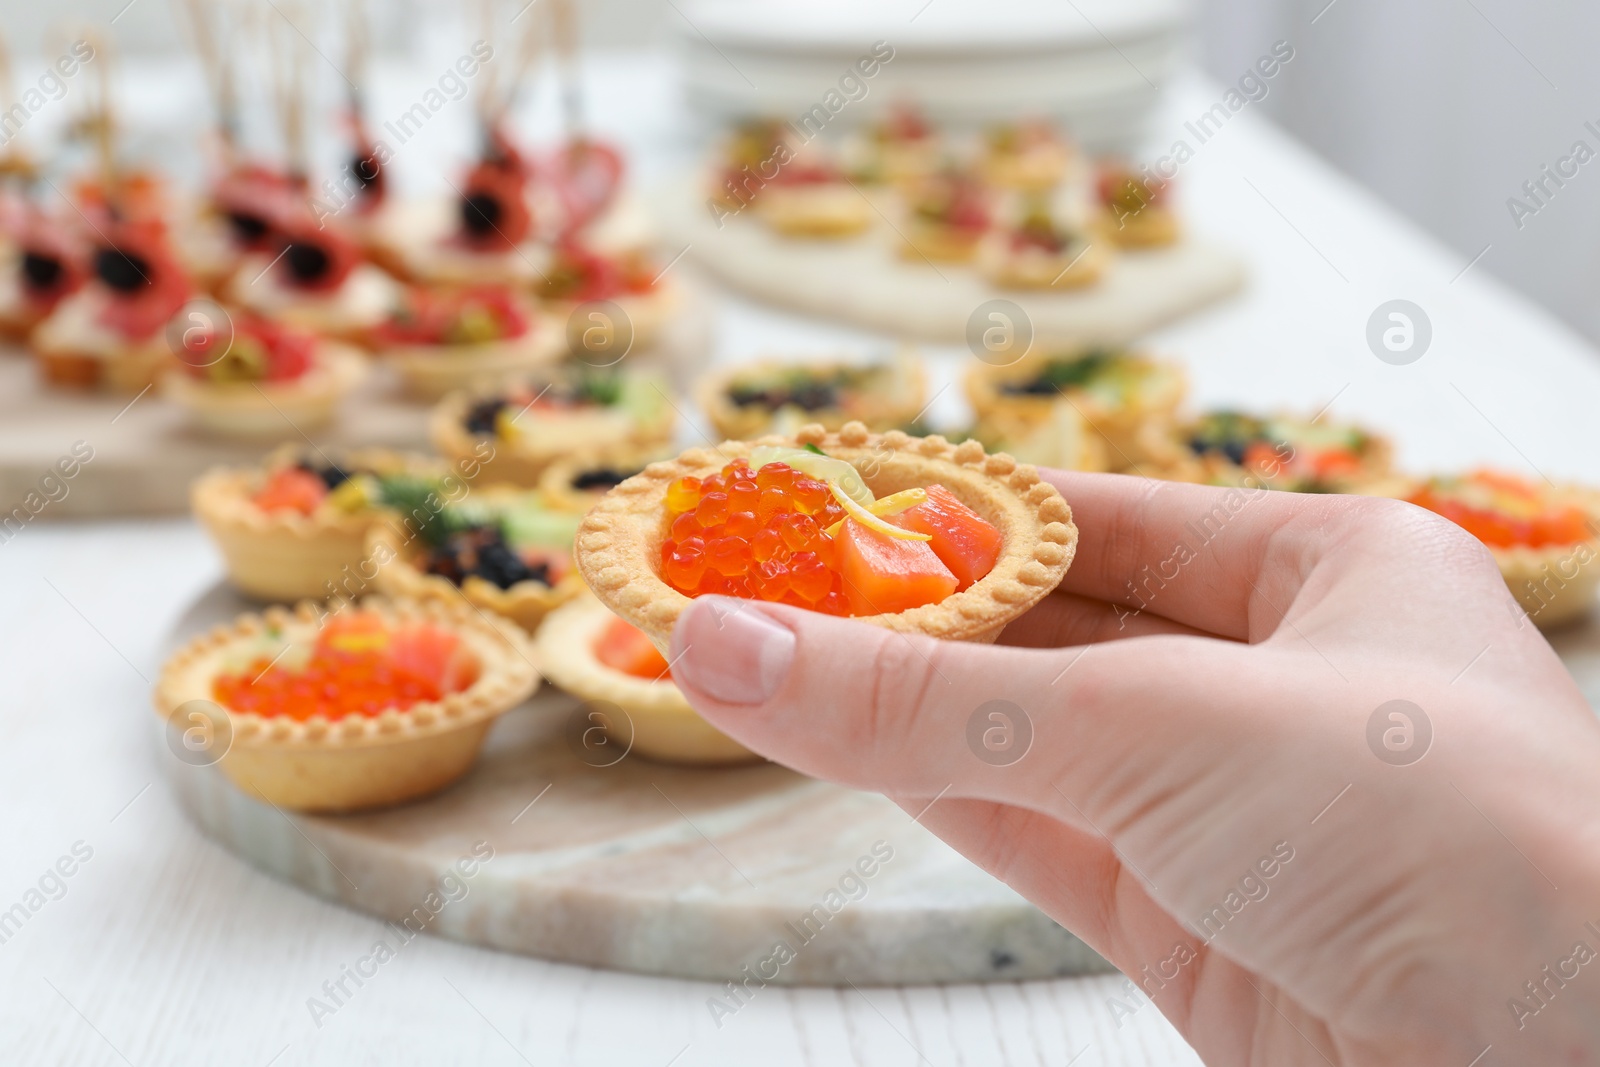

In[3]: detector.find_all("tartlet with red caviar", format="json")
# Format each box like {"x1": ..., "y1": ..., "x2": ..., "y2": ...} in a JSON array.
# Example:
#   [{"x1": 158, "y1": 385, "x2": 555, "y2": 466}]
[
  {"x1": 430, "y1": 370, "x2": 675, "y2": 487},
  {"x1": 154, "y1": 599, "x2": 537, "y2": 812},
  {"x1": 162, "y1": 313, "x2": 366, "y2": 439},
  {"x1": 192, "y1": 449, "x2": 484, "y2": 603},
  {"x1": 368, "y1": 485, "x2": 586, "y2": 634},
  {"x1": 575, "y1": 422, "x2": 1077, "y2": 652},
  {"x1": 371, "y1": 284, "x2": 563, "y2": 401},
  {"x1": 535, "y1": 594, "x2": 759, "y2": 765},
  {"x1": 1403, "y1": 470, "x2": 1600, "y2": 629}
]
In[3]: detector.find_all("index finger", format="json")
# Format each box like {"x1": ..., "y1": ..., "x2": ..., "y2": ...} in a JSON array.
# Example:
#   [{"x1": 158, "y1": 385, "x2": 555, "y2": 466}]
[{"x1": 1041, "y1": 470, "x2": 1361, "y2": 641}]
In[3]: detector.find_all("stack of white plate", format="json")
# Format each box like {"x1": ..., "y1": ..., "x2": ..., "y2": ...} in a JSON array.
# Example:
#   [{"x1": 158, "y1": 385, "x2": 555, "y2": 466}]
[{"x1": 674, "y1": 0, "x2": 1189, "y2": 154}]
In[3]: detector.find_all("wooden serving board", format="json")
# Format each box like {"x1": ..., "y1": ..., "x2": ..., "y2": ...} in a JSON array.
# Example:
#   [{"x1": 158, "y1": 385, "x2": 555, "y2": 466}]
[
  {"x1": 658, "y1": 177, "x2": 1246, "y2": 345},
  {"x1": 157, "y1": 582, "x2": 1112, "y2": 986},
  {"x1": 0, "y1": 286, "x2": 714, "y2": 519}
]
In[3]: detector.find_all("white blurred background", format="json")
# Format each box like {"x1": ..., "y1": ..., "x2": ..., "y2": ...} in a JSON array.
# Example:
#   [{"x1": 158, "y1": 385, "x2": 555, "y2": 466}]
[{"x1": 6, "y1": 0, "x2": 1599, "y2": 349}]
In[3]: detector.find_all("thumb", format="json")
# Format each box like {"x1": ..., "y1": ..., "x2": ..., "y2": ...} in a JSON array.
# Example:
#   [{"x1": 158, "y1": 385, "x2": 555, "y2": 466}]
[{"x1": 668, "y1": 595, "x2": 1232, "y2": 815}]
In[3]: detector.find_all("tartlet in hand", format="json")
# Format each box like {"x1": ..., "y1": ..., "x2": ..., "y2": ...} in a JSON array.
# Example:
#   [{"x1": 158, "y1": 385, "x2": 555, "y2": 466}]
[
  {"x1": 163, "y1": 313, "x2": 366, "y2": 439},
  {"x1": 697, "y1": 350, "x2": 926, "y2": 440},
  {"x1": 430, "y1": 370, "x2": 676, "y2": 487},
  {"x1": 370, "y1": 284, "x2": 564, "y2": 401},
  {"x1": 193, "y1": 449, "x2": 488, "y2": 603},
  {"x1": 966, "y1": 348, "x2": 1187, "y2": 473},
  {"x1": 535, "y1": 595, "x2": 759, "y2": 765},
  {"x1": 154, "y1": 598, "x2": 538, "y2": 812},
  {"x1": 575, "y1": 422, "x2": 1077, "y2": 652},
  {"x1": 1404, "y1": 470, "x2": 1600, "y2": 629},
  {"x1": 369, "y1": 485, "x2": 586, "y2": 634}
]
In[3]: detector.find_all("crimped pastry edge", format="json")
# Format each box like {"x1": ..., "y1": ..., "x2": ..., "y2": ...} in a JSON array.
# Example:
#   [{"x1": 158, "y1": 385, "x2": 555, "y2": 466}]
[
  {"x1": 574, "y1": 421, "x2": 1079, "y2": 650},
  {"x1": 152, "y1": 595, "x2": 538, "y2": 750}
]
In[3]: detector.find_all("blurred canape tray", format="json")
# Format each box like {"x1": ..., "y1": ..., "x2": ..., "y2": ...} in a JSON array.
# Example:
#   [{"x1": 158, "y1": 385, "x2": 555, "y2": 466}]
[
  {"x1": 659, "y1": 175, "x2": 1245, "y2": 345},
  {"x1": 0, "y1": 283, "x2": 713, "y2": 518},
  {"x1": 154, "y1": 581, "x2": 1114, "y2": 985}
]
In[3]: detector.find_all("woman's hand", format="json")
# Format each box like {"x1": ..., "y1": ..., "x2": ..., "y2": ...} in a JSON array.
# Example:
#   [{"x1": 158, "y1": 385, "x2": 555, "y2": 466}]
[{"x1": 669, "y1": 472, "x2": 1600, "y2": 1065}]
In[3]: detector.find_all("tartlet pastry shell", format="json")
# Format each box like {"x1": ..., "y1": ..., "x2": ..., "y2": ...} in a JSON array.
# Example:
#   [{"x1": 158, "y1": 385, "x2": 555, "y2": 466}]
[
  {"x1": 977, "y1": 236, "x2": 1108, "y2": 289},
  {"x1": 193, "y1": 449, "x2": 441, "y2": 603},
  {"x1": 153, "y1": 597, "x2": 538, "y2": 812},
  {"x1": 696, "y1": 353, "x2": 927, "y2": 441},
  {"x1": 965, "y1": 355, "x2": 1187, "y2": 473},
  {"x1": 575, "y1": 421, "x2": 1079, "y2": 653},
  {"x1": 542, "y1": 278, "x2": 681, "y2": 355},
  {"x1": 367, "y1": 514, "x2": 585, "y2": 635},
  {"x1": 538, "y1": 446, "x2": 673, "y2": 514},
  {"x1": 383, "y1": 328, "x2": 567, "y2": 402},
  {"x1": 163, "y1": 345, "x2": 367, "y2": 439},
  {"x1": 534, "y1": 595, "x2": 760, "y2": 765},
  {"x1": 429, "y1": 387, "x2": 677, "y2": 488},
  {"x1": 1097, "y1": 207, "x2": 1181, "y2": 249},
  {"x1": 757, "y1": 185, "x2": 873, "y2": 238}
]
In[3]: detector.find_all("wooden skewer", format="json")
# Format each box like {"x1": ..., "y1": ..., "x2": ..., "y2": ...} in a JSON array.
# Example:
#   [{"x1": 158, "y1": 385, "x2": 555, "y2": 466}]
[
  {"x1": 266, "y1": 0, "x2": 311, "y2": 185},
  {"x1": 548, "y1": 0, "x2": 583, "y2": 136},
  {"x1": 181, "y1": 0, "x2": 240, "y2": 154}
]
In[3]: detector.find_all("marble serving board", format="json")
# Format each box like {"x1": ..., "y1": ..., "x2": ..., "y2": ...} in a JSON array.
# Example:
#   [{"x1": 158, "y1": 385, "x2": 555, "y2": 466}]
[
  {"x1": 0, "y1": 286, "x2": 713, "y2": 519},
  {"x1": 658, "y1": 177, "x2": 1246, "y2": 345},
  {"x1": 157, "y1": 582, "x2": 1112, "y2": 985}
]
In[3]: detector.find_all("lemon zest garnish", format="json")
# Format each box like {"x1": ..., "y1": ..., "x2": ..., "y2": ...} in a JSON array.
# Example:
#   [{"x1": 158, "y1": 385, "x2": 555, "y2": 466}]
[
  {"x1": 824, "y1": 487, "x2": 927, "y2": 537},
  {"x1": 828, "y1": 483, "x2": 931, "y2": 541}
]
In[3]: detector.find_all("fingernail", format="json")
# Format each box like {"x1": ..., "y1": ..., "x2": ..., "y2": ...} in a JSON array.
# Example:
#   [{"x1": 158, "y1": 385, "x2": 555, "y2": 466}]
[{"x1": 672, "y1": 597, "x2": 795, "y2": 707}]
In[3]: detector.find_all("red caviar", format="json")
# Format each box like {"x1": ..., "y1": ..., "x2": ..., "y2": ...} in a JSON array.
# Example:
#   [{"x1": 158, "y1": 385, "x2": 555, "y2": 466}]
[
  {"x1": 211, "y1": 612, "x2": 479, "y2": 720},
  {"x1": 660, "y1": 459, "x2": 851, "y2": 613}
]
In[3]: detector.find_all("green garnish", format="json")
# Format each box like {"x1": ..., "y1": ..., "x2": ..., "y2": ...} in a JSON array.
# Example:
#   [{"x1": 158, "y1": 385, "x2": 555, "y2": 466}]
[{"x1": 802, "y1": 442, "x2": 827, "y2": 456}]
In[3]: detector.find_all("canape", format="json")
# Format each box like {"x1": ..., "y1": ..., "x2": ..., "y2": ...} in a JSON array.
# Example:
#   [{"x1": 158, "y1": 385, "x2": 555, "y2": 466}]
[
  {"x1": 898, "y1": 167, "x2": 991, "y2": 263},
  {"x1": 697, "y1": 351, "x2": 927, "y2": 440},
  {"x1": 1164, "y1": 411, "x2": 1394, "y2": 493},
  {"x1": 535, "y1": 595, "x2": 760, "y2": 765},
  {"x1": 31, "y1": 217, "x2": 193, "y2": 392},
  {"x1": 222, "y1": 206, "x2": 398, "y2": 344},
  {"x1": 1403, "y1": 470, "x2": 1600, "y2": 629},
  {"x1": 708, "y1": 119, "x2": 793, "y2": 210},
  {"x1": 977, "y1": 198, "x2": 1106, "y2": 290},
  {"x1": 966, "y1": 348, "x2": 1187, "y2": 472},
  {"x1": 534, "y1": 241, "x2": 679, "y2": 354},
  {"x1": 163, "y1": 314, "x2": 366, "y2": 439},
  {"x1": 575, "y1": 422, "x2": 1077, "y2": 652},
  {"x1": 370, "y1": 284, "x2": 564, "y2": 401},
  {"x1": 154, "y1": 598, "x2": 538, "y2": 812},
  {"x1": 846, "y1": 103, "x2": 941, "y2": 187},
  {"x1": 368, "y1": 126, "x2": 545, "y2": 287},
  {"x1": 979, "y1": 121, "x2": 1073, "y2": 191},
  {"x1": 756, "y1": 157, "x2": 873, "y2": 239},
  {"x1": 192, "y1": 449, "x2": 475, "y2": 602},
  {"x1": 0, "y1": 207, "x2": 85, "y2": 340},
  {"x1": 1095, "y1": 162, "x2": 1180, "y2": 249},
  {"x1": 430, "y1": 370, "x2": 676, "y2": 487},
  {"x1": 368, "y1": 485, "x2": 585, "y2": 634}
]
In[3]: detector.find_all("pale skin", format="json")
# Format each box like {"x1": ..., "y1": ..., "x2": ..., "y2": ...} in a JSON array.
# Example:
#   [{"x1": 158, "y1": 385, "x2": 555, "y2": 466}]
[{"x1": 669, "y1": 471, "x2": 1600, "y2": 1066}]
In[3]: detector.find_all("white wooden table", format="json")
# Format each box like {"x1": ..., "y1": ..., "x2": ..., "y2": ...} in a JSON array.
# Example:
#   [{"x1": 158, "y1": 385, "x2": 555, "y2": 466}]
[{"x1": 3, "y1": 50, "x2": 1598, "y2": 1067}]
